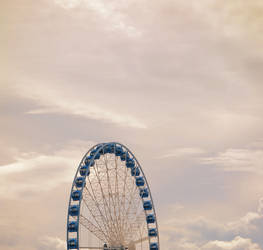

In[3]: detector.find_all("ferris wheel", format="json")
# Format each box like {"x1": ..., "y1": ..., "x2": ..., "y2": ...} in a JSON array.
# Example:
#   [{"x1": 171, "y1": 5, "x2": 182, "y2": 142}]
[{"x1": 67, "y1": 142, "x2": 159, "y2": 250}]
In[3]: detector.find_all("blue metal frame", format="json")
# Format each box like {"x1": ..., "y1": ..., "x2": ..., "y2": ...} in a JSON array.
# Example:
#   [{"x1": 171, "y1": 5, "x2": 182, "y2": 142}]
[{"x1": 66, "y1": 142, "x2": 160, "y2": 250}]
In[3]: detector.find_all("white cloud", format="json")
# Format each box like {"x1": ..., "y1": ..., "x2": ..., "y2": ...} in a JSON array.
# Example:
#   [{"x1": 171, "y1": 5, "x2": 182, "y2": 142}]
[
  {"x1": 84, "y1": 0, "x2": 141, "y2": 36},
  {"x1": 201, "y1": 148, "x2": 263, "y2": 174},
  {"x1": 191, "y1": 0, "x2": 263, "y2": 44},
  {"x1": 39, "y1": 236, "x2": 66, "y2": 250},
  {"x1": 13, "y1": 84, "x2": 146, "y2": 129},
  {"x1": 160, "y1": 198, "x2": 263, "y2": 250},
  {"x1": 159, "y1": 147, "x2": 206, "y2": 158},
  {"x1": 54, "y1": 0, "x2": 82, "y2": 9},
  {"x1": 53, "y1": 0, "x2": 141, "y2": 37},
  {"x1": 227, "y1": 212, "x2": 262, "y2": 235},
  {"x1": 163, "y1": 236, "x2": 261, "y2": 250},
  {"x1": 0, "y1": 140, "x2": 95, "y2": 198},
  {"x1": 203, "y1": 236, "x2": 261, "y2": 250},
  {"x1": 257, "y1": 198, "x2": 263, "y2": 214}
]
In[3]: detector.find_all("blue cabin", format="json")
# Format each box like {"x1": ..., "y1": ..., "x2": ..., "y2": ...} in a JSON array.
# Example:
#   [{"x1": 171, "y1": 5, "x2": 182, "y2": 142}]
[
  {"x1": 68, "y1": 238, "x2": 78, "y2": 249},
  {"x1": 85, "y1": 156, "x2": 94, "y2": 166},
  {"x1": 148, "y1": 228, "x2": 158, "y2": 237},
  {"x1": 90, "y1": 149, "x2": 97, "y2": 157},
  {"x1": 71, "y1": 190, "x2": 82, "y2": 201},
  {"x1": 139, "y1": 188, "x2": 149, "y2": 198},
  {"x1": 69, "y1": 205, "x2": 79, "y2": 216},
  {"x1": 146, "y1": 214, "x2": 155, "y2": 223},
  {"x1": 98, "y1": 146, "x2": 104, "y2": 155},
  {"x1": 136, "y1": 177, "x2": 145, "y2": 187},
  {"x1": 80, "y1": 165, "x2": 90, "y2": 176},
  {"x1": 103, "y1": 145, "x2": 111, "y2": 154},
  {"x1": 95, "y1": 145, "x2": 103, "y2": 153},
  {"x1": 126, "y1": 159, "x2": 135, "y2": 168},
  {"x1": 143, "y1": 201, "x2": 152, "y2": 210},
  {"x1": 109, "y1": 144, "x2": 115, "y2": 153},
  {"x1": 68, "y1": 221, "x2": 78, "y2": 232},
  {"x1": 131, "y1": 167, "x2": 140, "y2": 176},
  {"x1": 94, "y1": 152, "x2": 101, "y2": 160},
  {"x1": 120, "y1": 152, "x2": 129, "y2": 161},
  {"x1": 150, "y1": 243, "x2": 158, "y2": 250},
  {"x1": 104, "y1": 144, "x2": 114, "y2": 154},
  {"x1": 115, "y1": 146, "x2": 123, "y2": 156},
  {"x1": 75, "y1": 177, "x2": 85, "y2": 188}
]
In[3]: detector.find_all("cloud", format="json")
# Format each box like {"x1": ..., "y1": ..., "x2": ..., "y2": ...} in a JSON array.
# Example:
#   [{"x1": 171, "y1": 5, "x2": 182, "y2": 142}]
[
  {"x1": 201, "y1": 148, "x2": 263, "y2": 174},
  {"x1": 0, "y1": 140, "x2": 95, "y2": 198},
  {"x1": 54, "y1": 0, "x2": 263, "y2": 42},
  {"x1": 258, "y1": 198, "x2": 263, "y2": 214},
  {"x1": 163, "y1": 236, "x2": 261, "y2": 250},
  {"x1": 160, "y1": 198, "x2": 263, "y2": 249},
  {"x1": 53, "y1": 0, "x2": 141, "y2": 37},
  {"x1": 84, "y1": 0, "x2": 141, "y2": 36},
  {"x1": 159, "y1": 147, "x2": 206, "y2": 158},
  {"x1": 203, "y1": 236, "x2": 261, "y2": 250},
  {"x1": 13, "y1": 84, "x2": 146, "y2": 129},
  {"x1": 54, "y1": 0, "x2": 81, "y2": 9},
  {"x1": 192, "y1": 0, "x2": 263, "y2": 43},
  {"x1": 0, "y1": 142, "x2": 20, "y2": 165},
  {"x1": 38, "y1": 236, "x2": 66, "y2": 250}
]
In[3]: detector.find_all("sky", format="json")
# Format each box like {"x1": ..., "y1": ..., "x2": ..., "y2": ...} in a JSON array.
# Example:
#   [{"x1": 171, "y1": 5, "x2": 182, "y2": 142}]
[{"x1": 1, "y1": 0, "x2": 263, "y2": 249}]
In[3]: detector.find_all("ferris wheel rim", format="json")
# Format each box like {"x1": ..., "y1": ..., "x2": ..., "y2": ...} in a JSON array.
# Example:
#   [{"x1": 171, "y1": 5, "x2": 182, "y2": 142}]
[{"x1": 67, "y1": 142, "x2": 160, "y2": 250}]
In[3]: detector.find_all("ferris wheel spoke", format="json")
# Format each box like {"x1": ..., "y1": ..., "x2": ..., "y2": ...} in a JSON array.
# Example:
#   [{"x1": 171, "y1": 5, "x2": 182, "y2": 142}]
[
  {"x1": 81, "y1": 191, "x2": 110, "y2": 240},
  {"x1": 97, "y1": 156, "x2": 112, "y2": 224},
  {"x1": 131, "y1": 236, "x2": 149, "y2": 244},
  {"x1": 130, "y1": 211, "x2": 147, "y2": 241},
  {"x1": 102, "y1": 154, "x2": 123, "y2": 243},
  {"x1": 93, "y1": 161, "x2": 117, "y2": 237},
  {"x1": 120, "y1": 182, "x2": 140, "y2": 234},
  {"x1": 113, "y1": 153, "x2": 124, "y2": 239},
  {"x1": 83, "y1": 185, "x2": 111, "y2": 238},
  {"x1": 117, "y1": 176, "x2": 135, "y2": 239},
  {"x1": 79, "y1": 214, "x2": 108, "y2": 243},
  {"x1": 118, "y1": 159, "x2": 129, "y2": 237},
  {"x1": 122, "y1": 206, "x2": 145, "y2": 242}
]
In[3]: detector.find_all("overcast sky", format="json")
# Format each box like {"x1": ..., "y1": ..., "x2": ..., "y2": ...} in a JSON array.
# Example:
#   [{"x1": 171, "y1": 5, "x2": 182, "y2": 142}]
[{"x1": 1, "y1": 0, "x2": 263, "y2": 249}]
